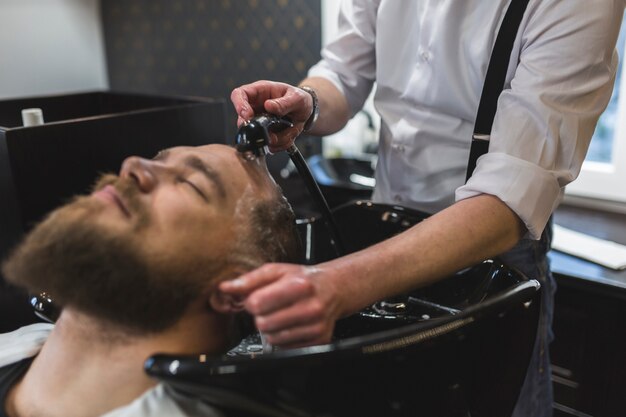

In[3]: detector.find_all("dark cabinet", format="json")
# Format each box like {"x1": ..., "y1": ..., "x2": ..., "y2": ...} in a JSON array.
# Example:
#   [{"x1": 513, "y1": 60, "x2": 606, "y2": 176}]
[
  {"x1": 0, "y1": 91, "x2": 227, "y2": 332},
  {"x1": 551, "y1": 272, "x2": 626, "y2": 417}
]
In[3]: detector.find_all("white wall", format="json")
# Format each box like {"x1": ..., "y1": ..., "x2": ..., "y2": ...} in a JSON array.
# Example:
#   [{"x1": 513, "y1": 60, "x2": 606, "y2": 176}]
[{"x1": 0, "y1": 0, "x2": 108, "y2": 99}]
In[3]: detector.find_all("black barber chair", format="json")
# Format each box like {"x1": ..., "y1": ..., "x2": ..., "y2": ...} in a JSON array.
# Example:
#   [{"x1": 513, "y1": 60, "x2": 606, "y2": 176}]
[{"x1": 145, "y1": 201, "x2": 541, "y2": 417}]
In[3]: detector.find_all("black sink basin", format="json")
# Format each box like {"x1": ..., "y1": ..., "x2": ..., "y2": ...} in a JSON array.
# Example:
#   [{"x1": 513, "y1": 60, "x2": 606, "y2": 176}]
[
  {"x1": 145, "y1": 202, "x2": 541, "y2": 417},
  {"x1": 307, "y1": 154, "x2": 375, "y2": 208}
]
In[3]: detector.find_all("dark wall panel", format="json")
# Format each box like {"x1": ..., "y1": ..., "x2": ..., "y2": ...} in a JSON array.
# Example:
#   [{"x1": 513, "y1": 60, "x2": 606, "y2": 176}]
[{"x1": 101, "y1": 0, "x2": 322, "y2": 137}]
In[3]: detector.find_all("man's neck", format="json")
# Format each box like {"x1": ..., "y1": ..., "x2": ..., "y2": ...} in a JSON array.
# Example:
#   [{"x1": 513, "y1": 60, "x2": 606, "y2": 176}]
[{"x1": 7, "y1": 304, "x2": 231, "y2": 417}]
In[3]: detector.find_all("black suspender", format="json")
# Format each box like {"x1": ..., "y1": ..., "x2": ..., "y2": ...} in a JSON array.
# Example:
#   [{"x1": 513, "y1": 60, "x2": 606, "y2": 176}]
[{"x1": 465, "y1": 0, "x2": 531, "y2": 182}]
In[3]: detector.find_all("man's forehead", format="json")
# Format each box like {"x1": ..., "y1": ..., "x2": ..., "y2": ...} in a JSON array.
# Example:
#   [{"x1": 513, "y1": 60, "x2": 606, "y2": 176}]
[
  {"x1": 155, "y1": 144, "x2": 236, "y2": 161},
  {"x1": 154, "y1": 144, "x2": 277, "y2": 194}
]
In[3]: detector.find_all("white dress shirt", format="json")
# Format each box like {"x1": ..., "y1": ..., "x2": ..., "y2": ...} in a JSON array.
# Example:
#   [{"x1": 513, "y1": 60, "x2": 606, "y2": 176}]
[{"x1": 309, "y1": 0, "x2": 624, "y2": 239}]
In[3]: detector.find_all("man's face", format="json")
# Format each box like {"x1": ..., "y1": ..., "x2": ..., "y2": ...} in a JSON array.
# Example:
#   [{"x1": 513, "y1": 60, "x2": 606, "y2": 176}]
[
  {"x1": 93, "y1": 143, "x2": 277, "y2": 264},
  {"x1": 2, "y1": 144, "x2": 279, "y2": 333}
]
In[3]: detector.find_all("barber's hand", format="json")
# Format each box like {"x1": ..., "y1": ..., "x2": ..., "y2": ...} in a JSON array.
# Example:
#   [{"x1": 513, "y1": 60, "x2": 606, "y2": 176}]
[
  {"x1": 230, "y1": 80, "x2": 314, "y2": 152},
  {"x1": 219, "y1": 263, "x2": 341, "y2": 348}
]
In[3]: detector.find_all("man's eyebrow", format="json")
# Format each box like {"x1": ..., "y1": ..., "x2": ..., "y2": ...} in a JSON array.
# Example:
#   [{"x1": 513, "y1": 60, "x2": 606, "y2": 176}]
[{"x1": 183, "y1": 156, "x2": 227, "y2": 199}]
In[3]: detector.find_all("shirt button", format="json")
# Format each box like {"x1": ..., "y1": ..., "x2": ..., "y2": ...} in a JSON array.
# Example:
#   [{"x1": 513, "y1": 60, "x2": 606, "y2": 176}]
[
  {"x1": 392, "y1": 144, "x2": 405, "y2": 153},
  {"x1": 394, "y1": 195, "x2": 402, "y2": 203},
  {"x1": 421, "y1": 50, "x2": 431, "y2": 61},
  {"x1": 391, "y1": 144, "x2": 406, "y2": 153}
]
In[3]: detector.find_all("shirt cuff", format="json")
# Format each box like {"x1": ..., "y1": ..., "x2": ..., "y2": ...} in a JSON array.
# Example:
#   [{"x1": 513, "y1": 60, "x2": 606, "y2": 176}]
[{"x1": 455, "y1": 152, "x2": 562, "y2": 240}]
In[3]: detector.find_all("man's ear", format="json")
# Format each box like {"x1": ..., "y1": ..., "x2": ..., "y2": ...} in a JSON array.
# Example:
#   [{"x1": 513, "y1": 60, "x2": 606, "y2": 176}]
[
  {"x1": 207, "y1": 264, "x2": 253, "y2": 314},
  {"x1": 209, "y1": 288, "x2": 245, "y2": 314}
]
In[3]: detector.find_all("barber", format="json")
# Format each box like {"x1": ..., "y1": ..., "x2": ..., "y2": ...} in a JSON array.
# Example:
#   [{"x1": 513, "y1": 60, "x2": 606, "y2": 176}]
[{"x1": 223, "y1": 1, "x2": 624, "y2": 415}]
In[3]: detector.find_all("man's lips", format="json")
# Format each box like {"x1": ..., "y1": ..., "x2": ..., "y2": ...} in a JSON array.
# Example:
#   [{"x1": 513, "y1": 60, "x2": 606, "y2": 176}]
[{"x1": 93, "y1": 185, "x2": 131, "y2": 217}]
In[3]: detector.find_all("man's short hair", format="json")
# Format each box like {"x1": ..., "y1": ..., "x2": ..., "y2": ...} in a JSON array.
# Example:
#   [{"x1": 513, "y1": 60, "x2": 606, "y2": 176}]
[{"x1": 235, "y1": 187, "x2": 302, "y2": 268}]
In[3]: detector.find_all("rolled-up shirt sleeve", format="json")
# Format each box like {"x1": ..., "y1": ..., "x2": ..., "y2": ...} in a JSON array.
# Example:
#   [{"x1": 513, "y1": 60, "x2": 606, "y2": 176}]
[
  {"x1": 456, "y1": 0, "x2": 624, "y2": 239},
  {"x1": 308, "y1": 0, "x2": 380, "y2": 117}
]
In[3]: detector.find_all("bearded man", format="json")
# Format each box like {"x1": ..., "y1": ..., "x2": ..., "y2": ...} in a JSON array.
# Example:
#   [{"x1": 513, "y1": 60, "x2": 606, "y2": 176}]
[{"x1": 0, "y1": 144, "x2": 300, "y2": 417}]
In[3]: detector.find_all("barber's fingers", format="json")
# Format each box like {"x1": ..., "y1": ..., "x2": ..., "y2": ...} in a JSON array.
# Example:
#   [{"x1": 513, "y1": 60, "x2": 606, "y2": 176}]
[
  {"x1": 230, "y1": 82, "x2": 271, "y2": 124},
  {"x1": 231, "y1": 81, "x2": 293, "y2": 121},
  {"x1": 220, "y1": 263, "x2": 296, "y2": 298},
  {"x1": 268, "y1": 128, "x2": 300, "y2": 153},
  {"x1": 236, "y1": 115, "x2": 249, "y2": 129},
  {"x1": 246, "y1": 274, "x2": 315, "y2": 316},
  {"x1": 263, "y1": 87, "x2": 312, "y2": 123},
  {"x1": 220, "y1": 263, "x2": 336, "y2": 348},
  {"x1": 255, "y1": 297, "x2": 325, "y2": 334},
  {"x1": 231, "y1": 81, "x2": 312, "y2": 134},
  {"x1": 262, "y1": 322, "x2": 334, "y2": 348},
  {"x1": 231, "y1": 86, "x2": 257, "y2": 123}
]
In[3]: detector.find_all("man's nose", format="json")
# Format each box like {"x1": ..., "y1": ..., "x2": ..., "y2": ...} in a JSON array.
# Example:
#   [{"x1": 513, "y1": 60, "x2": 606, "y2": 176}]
[{"x1": 120, "y1": 156, "x2": 158, "y2": 192}]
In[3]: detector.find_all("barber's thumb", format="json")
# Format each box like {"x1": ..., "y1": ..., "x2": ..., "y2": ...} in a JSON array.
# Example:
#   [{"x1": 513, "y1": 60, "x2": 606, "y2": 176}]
[{"x1": 219, "y1": 277, "x2": 248, "y2": 293}]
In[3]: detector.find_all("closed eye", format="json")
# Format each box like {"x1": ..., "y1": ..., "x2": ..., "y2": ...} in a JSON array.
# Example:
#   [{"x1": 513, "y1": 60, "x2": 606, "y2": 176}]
[{"x1": 179, "y1": 177, "x2": 208, "y2": 202}]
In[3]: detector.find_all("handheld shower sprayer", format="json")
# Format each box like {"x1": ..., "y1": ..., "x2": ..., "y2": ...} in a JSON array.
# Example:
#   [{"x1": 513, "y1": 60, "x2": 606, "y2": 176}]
[
  {"x1": 235, "y1": 114, "x2": 294, "y2": 158},
  {"x1": 236, "y1": 114, "x2": 345, "y2": 257}
]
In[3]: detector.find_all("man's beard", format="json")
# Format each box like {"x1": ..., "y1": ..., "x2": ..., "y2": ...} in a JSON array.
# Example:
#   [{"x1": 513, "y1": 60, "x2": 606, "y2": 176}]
[{"x1": 2, "y1": 175, "x2": 210, "y2": 334}]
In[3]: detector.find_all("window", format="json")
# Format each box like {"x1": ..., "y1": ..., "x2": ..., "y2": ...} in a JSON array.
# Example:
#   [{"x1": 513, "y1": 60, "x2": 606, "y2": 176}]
[{"x1": 565, "y1": 20, "x2": 626, "y2": 204}]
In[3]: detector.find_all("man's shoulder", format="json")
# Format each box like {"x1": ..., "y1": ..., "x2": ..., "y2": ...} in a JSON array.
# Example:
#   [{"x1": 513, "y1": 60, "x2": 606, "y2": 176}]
[{"x1": 0, "y1": 323, "x2": 54, "y2": 368}]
